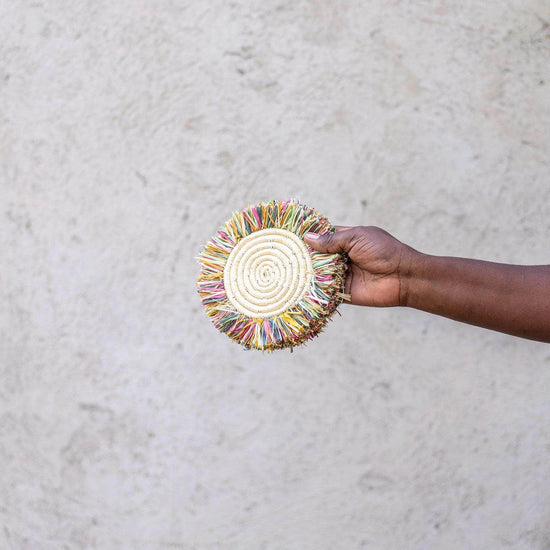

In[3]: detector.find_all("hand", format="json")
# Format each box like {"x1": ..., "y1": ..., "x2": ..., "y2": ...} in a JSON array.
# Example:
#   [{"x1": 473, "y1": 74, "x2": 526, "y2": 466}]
[{"x1": 304, "y1": 226, "x2": 414, "y2": 307}]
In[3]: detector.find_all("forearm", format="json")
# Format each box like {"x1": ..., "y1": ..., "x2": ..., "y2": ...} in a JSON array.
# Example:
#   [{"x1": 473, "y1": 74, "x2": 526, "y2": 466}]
[{"x1": 403, "y1": 253, "x2": 550, "y2": 343}]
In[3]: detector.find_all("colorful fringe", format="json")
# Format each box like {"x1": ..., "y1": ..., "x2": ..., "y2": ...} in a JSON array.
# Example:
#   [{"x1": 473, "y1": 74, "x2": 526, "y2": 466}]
[{"x1": 196, "y1": 199, "x2": 347, "y2": 351}]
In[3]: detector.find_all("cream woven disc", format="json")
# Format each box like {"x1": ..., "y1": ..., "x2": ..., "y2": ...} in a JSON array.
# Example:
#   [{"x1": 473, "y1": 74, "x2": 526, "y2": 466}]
[{"x1": 223, "y1": 228, "x2": 314, "y2": 318}]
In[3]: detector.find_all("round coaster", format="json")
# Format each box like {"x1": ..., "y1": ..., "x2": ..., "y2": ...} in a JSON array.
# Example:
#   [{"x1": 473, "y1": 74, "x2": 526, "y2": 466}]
[{"x1": 196, "y1": 199, "x2": 347, "y2": 351}]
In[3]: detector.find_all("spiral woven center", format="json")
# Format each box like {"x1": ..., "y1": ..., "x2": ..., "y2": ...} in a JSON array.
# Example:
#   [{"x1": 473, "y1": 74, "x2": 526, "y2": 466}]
[{"x1": 223, "y1": 228, "x2": 314, "y2": 318}]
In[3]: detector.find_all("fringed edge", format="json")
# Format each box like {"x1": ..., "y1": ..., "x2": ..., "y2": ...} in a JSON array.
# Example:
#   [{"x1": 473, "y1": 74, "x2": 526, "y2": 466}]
[{"x1": 196, "y1": 199, "x2": 347, "y2": 351}]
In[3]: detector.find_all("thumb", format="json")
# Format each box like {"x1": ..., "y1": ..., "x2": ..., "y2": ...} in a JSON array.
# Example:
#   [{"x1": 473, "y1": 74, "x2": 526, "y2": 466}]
[{"x1": 304, "y1": 229, "x2": 353, "y2": 254}]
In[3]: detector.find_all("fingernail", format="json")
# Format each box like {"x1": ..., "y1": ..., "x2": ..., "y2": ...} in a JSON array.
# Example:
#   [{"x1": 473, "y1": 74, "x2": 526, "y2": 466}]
[{"x1": 304, "y1": 232, "x2": 319, "y2": 240}]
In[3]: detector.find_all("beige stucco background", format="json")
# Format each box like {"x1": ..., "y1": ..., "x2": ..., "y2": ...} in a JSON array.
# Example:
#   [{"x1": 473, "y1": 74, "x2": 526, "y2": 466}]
[{"x1": 2, "y1": 1, "x2": 550, "y2": 548}]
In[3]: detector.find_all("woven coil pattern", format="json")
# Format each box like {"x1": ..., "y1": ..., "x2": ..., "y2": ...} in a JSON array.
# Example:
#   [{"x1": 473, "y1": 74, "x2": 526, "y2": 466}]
[
  {"x1": 197, "y1": 199, "x2": 347, "y2": 351},
  {"x1": 224, "y1": 228, "x2": 313, "y2": 318}
]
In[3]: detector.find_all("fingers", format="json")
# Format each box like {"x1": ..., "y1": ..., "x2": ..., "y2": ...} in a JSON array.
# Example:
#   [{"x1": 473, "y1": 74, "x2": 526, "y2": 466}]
[
  {"x1": 344, "y1": 268, "x2": 352, "y2": 296},
  {"x1": 304, "y1": 228, "x2": 355, "y2": 254}
]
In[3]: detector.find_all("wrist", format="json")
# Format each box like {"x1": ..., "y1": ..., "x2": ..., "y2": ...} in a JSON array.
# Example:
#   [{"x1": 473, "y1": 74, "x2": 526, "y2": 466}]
[{"x1": 397, "y1": 246, "x2": 427, "y2": 308}]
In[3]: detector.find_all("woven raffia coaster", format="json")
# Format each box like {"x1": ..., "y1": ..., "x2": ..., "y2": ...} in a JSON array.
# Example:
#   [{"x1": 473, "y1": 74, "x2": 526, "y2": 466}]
[{"x1": 196, "y1": 199, "x2": 347, "y2": 351}]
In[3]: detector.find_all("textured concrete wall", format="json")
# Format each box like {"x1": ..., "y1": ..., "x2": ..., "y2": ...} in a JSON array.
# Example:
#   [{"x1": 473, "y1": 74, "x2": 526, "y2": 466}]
[{"x1": 2, "y1": 1, "x2": 550, "y2": 549}]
